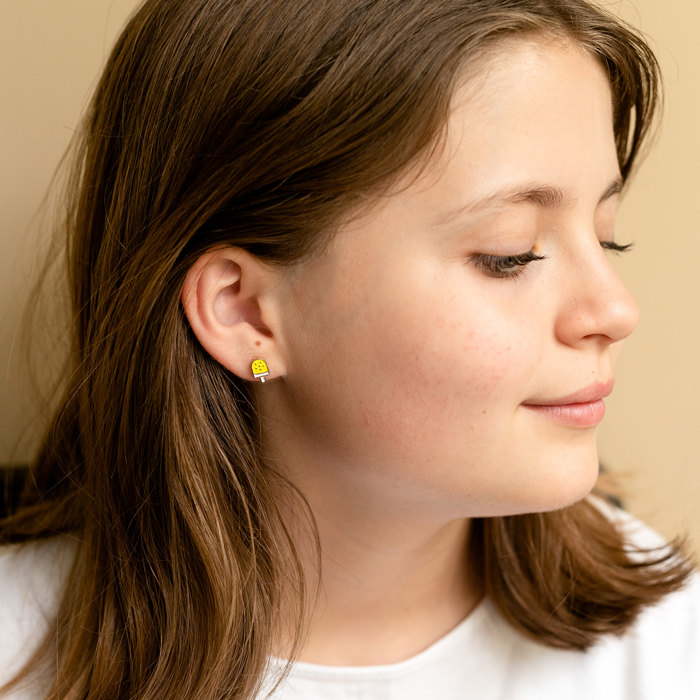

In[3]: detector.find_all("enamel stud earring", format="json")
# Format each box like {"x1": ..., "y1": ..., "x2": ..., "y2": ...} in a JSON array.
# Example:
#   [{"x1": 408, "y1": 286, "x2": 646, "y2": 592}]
[{"x1": 251, "y1": 358, "x2": 270, "y2": 382}]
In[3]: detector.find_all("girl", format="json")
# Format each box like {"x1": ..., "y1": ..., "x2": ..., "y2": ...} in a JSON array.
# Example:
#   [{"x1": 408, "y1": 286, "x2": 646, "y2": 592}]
[{"x1": 1, "y1": 0, "x2": 698, "y2": 698}]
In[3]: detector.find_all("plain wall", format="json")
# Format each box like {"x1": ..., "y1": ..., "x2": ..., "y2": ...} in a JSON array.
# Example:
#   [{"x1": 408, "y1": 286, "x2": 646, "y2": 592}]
[
  {"x1": 1, "y1": 1, "x2": 699, "y2": 551},
  {"x1": 598, "y1": 0, "x2": 700, "y2": 551}
]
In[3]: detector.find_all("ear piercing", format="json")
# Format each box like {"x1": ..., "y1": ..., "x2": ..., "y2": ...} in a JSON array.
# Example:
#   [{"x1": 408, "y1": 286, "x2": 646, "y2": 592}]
[{"x1": 251, "y1": 358, "x2": 270, "y2": 382}]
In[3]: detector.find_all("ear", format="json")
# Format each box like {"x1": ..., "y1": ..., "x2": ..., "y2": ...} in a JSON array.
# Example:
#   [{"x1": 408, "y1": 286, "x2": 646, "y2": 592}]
[{"x1": 181, "y1": 246, "x2": 287, "y2": 382}]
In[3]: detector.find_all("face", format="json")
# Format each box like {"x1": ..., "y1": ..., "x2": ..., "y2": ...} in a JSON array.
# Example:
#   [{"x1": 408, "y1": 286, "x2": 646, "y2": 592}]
[{"x1": 266, "y1": 39, "x2": 639, "y2": 521}]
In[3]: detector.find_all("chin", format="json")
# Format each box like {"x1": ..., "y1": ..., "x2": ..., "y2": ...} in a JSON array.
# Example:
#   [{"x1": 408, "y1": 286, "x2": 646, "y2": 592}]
[
  {"x1": 482, "y1": 446, "x2": 602, "y2": 518},
  {"x1": 529, "y1": 449, "x2": 602, "y2": 513}
]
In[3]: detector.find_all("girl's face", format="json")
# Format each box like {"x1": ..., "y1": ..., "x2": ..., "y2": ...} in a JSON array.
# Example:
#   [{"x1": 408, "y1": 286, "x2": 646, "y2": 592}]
[{"x1": 269, "y1": 39, "x2": 638, "y2": 521}]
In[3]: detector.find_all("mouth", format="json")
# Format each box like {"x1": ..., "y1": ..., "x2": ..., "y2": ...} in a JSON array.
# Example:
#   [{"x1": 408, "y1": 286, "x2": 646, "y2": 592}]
[{"x1": 521, "y1": 380, "x2": 614, "y2": 428}]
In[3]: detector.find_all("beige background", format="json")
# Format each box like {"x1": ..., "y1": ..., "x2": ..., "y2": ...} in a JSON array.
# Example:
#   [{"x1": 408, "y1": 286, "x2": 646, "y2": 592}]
[{"x1": 1, "y1": 1, "x2": 699, "y2": 552}]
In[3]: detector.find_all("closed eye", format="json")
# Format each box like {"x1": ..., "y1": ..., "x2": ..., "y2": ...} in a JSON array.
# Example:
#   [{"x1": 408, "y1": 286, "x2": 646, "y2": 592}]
[
  {"x1": 471, "y1": 250, "x2": 547, "y2": 279},
  {"x1": 600, "y1": 240, "x2": 634, "y2": 254}
]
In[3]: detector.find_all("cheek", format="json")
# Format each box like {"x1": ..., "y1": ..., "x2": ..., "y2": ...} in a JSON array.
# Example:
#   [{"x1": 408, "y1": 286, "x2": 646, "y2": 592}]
[
  {"x1": 399, "y1": 303, "x2": 537, "y2": 383},
  {"x1": 345, "y1": 304, "x2": 541, "y2": 450},
  {"x1": 284, "y1": 257, "x2": 543, "y2": 468}
]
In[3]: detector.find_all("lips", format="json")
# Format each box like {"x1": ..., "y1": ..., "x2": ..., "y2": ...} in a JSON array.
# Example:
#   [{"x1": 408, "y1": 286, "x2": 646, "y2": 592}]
[
  {"x1": 521, "y1": 380, "x2": 614, "y2": 428},
  {"x1": 523, "y1": 379, "x2": 614, "y2": 407}
]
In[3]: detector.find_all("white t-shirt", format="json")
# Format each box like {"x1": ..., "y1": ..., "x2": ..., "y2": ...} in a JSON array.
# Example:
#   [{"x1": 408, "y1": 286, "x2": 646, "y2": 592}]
[
  {"x1": 0, "y1": 537, "x2": 75, "y2": 700},
  {"x1": 1, "y1": 517, "x2": 699, "y2": 700},
  {"x1": 263, "y1": 582, "x2": 700, "y2": 699}
]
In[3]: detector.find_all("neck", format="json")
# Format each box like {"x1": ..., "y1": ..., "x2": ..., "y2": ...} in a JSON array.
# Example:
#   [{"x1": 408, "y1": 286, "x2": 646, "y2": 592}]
[
  {"x1": 260, "y1": 391, "x2": 483, "y2": 666},
  {"x1": 274, "y1": 484, "x2": 481, "y2": 666}
]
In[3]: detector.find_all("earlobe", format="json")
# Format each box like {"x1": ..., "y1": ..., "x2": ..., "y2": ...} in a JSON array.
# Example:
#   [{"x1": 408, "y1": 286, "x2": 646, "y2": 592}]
[{"x1": 181, "y1": 247, "x2": 286, "y2": 381}]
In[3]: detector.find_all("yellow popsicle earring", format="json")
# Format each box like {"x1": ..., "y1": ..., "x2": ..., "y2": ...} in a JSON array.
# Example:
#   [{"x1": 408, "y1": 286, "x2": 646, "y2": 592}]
[{"x1": 251, "y1": 358, "x2": 270, "y2": 382}]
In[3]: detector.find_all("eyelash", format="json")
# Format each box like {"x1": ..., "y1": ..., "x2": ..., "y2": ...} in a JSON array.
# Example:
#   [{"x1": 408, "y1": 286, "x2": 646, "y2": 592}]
[
  {"x1": 472, "y1": 251, "x2": 546, "y2": 279},
  {"x1": 471, "y1": 240, "x2": 634, "y2": 279},
  {"x1": 600, "y1": 240, "x2": 634, "y2": 254}
]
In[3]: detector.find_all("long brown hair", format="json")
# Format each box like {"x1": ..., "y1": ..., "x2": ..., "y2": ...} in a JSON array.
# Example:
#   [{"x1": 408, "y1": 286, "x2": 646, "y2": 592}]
[{"x1": 1, "y1": 0, "x2": 692, "y2": 698}]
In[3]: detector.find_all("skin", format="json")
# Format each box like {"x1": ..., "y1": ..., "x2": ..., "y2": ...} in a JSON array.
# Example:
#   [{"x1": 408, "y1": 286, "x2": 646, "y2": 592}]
[
  {"x1": 265, "y1": 39, "x2": 636, "y2": 511},
  {"x1": 185, "y1": 38, "x2": 640, "y2": 665}
]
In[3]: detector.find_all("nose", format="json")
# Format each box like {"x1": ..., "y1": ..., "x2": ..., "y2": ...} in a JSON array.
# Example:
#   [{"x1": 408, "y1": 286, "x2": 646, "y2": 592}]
[{"x1": 554, "y1": 243, "x2": 640, "y2": 348}]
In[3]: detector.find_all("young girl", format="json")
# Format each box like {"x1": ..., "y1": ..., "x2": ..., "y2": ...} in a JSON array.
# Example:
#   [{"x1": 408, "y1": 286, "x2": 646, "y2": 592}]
[{"x1": 1, "y1": 0, "x2": 698, "y2": 698}]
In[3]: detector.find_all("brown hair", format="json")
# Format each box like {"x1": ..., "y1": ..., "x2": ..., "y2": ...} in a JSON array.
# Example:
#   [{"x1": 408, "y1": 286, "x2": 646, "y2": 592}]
[{"x1": 1, "y1": 0, "x2": 692, "y2": 697}]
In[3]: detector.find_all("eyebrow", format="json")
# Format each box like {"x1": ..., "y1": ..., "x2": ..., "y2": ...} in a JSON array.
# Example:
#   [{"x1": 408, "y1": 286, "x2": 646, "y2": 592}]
[{"x1": 433, "y1": 177, "x2": 624, "y2": 227}]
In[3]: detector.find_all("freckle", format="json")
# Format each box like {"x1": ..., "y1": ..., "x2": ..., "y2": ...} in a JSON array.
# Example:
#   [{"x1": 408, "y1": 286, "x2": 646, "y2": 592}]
[
  {"x1": 255, "y1": 341, "x2": 261, "y2": 347},
  {"x1": 482, "y1": 410, "x2": 486, "y2": 415}
]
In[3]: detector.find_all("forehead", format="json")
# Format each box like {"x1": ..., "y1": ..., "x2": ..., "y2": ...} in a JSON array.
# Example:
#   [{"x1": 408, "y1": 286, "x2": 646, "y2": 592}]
[
  {"x1": 454, "y1": 37, "x2": 610, "y2": 145},
  {"x1": 398, "y1": 37, "x2": 617, "y2": 204}
]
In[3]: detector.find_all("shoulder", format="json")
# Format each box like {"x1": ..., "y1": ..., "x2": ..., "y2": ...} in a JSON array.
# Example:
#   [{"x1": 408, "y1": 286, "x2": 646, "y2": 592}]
[
  {"x1": 479, "y1": 502, "x2": 700, "y2": 699},
  {"x1": 523, "y1": 501, "x2": 700, "y2": 697},
  {"x1": 608, "y1": 507, "x2": 700, "y2": 694},
  {"x1": 591, "y1": 498, "x2": 700, "y2": 637},
  {"x1": 563, "y1": 572, "x2": 700, "y2": 699},
  {"x1": 479, "y1": 577, "x2": 700, "y2": 700},
  {"x1": 0, "y1": 537, "x2": 76, "y2": 694}
]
